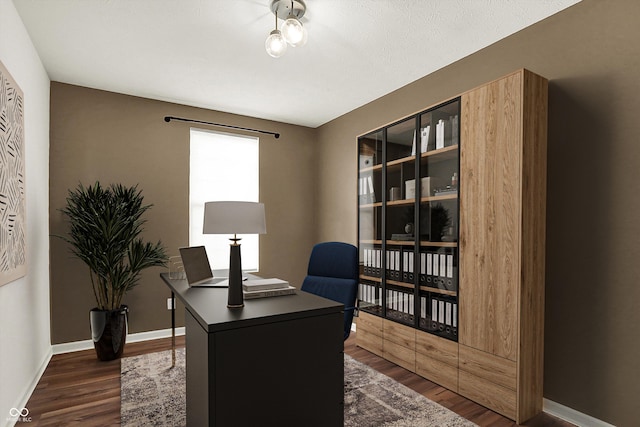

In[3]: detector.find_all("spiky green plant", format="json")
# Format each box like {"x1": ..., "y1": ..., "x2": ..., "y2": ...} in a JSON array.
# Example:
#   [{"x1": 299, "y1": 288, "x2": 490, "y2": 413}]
[{"x1": 58, "y1": 182, "x2": 168, "y2": 310}]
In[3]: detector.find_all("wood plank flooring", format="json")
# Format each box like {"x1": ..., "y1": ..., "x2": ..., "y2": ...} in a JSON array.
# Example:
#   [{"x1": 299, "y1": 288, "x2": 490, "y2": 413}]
[{"x1": 24, "y1": 333, "x2": 574, "y2": 426}]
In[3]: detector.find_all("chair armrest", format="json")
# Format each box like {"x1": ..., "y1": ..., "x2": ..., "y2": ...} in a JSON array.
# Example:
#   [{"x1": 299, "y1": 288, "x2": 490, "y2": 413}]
[{"x1": 345, "y1": 301, "x2": 359, "y2": 317}]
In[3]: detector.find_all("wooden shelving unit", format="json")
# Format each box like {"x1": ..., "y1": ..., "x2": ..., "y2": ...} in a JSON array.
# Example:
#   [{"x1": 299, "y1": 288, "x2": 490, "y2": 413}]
[{"x1": 356, "y1": 69, "x2": 548, "y2": 424}]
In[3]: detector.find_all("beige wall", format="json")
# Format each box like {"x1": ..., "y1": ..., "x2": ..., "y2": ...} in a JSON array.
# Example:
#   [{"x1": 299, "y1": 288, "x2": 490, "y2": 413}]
[
  {"x1": 316, "y1": 0, "x2": 640, "y2": 425},
  {"x1": 49, "y1": 83, "x2": 318, "y2": 344}
]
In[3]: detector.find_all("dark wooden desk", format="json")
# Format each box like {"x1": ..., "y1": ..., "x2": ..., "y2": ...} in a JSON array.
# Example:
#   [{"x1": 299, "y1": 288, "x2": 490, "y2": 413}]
[{"x1": 160, "y1": 272, "x2": 344, "y2": 426}]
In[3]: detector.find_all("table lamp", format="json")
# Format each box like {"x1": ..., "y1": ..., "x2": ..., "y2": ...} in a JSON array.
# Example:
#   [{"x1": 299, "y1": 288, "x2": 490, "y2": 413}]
[{"x1": 203, "y1": 201, "x2": 266, "y2": 308}]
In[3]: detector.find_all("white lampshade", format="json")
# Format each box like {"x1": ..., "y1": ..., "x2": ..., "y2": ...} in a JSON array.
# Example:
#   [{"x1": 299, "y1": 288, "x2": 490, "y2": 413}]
[
  {"x1": 203, "y1": 201, "x2": 266, "y2": 235},
  {"x1": 265, "y1": 29, "x2": 287, "y2": 58}
]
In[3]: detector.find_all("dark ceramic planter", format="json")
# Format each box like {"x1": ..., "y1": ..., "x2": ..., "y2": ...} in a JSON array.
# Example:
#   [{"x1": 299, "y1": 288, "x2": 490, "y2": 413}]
[{"x1": 90, "y1": 305, "x2": 128, "y2": 361}]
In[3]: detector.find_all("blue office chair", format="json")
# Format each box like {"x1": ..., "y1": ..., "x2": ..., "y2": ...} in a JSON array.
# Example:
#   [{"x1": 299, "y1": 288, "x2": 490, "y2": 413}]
[{"x1": 301, "y1": 242, "x2": 359, "y2": 340}]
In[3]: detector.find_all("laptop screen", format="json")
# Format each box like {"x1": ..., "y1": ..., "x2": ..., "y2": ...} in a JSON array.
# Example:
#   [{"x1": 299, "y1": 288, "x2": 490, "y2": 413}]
[{"x1": 179, "y1": 246, "x2": 214, "y2": 285}]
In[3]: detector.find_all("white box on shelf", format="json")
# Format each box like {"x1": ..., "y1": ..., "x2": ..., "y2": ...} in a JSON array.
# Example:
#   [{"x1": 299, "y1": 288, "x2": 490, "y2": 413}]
[
  {"x1": 421, "y1": 176, "x2": 442, "y2": 197},
  {"x1": 405, "y1": 179, "x2": 415, "y2": 199}
]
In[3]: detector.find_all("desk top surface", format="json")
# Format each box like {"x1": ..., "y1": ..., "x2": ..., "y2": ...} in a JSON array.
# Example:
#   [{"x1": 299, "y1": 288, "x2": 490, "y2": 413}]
[{"x1": 160, "y1": 272, "x2": 343, "y2": 333}]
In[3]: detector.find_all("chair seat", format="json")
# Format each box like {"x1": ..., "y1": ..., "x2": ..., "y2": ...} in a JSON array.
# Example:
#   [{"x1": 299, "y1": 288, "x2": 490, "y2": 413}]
[{"x1": 301, "y1": 276, "x2": 358, "y2": 308}]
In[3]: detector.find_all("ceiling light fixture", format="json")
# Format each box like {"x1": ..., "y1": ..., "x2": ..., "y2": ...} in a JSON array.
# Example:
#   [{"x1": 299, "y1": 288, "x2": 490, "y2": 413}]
[
  {"x1": 266, "y1": 0, "x2": 306, "y2": 57},
  {"x1": 265, "y1": 12, "x2": 287, "y2": 58}
]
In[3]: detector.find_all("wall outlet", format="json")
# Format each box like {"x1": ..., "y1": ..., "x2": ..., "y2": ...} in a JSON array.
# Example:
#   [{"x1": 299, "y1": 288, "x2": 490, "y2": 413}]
[{"x1": 167, "y1": 298, "x2": 175, "y2": 310}]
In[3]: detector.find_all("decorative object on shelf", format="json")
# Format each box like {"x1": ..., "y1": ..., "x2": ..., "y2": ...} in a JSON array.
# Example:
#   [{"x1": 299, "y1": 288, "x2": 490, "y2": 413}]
[
  {"x1": 422, "y1": 176, "x2": 442, "y2": 197},
  {"x1": 434, "y1": 186, "x2": 458, "y2": 196},
  {"x1": 0, "y1": 60, "x2": 26, "y2": 287},
  {"x1": 58, "y1": 182, "x2": 168, "y2": 361},
  {"x1": 389, "y1": 187, "x2": 401, "y2": 201},
  {"x1": 203, "y1": 201, "x2": 267, "y2": 308},
  {"x1": 430, "y1": 203, "x2": 451, "y2": 242},
  {"x1": 265, "y1": 0, "x2": 307, "y2": 58}
]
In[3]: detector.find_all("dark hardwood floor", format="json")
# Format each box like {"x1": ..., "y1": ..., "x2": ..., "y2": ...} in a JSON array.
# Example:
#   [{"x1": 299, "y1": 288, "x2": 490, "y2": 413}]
[{"x1": 24, "y1": 333, "x2": 574, "y2": 426}]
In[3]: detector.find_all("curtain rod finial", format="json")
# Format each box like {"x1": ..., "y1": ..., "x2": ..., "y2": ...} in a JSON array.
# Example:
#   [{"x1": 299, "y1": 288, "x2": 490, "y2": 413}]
[{"x1": 164, "y1": 116, "x2": 171, "y2": 122}]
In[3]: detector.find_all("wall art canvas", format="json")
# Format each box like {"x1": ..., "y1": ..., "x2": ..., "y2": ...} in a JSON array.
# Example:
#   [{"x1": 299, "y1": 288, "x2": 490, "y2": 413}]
[{"x1": 0, "y1": 60, "x2": 26, "y2": 287}]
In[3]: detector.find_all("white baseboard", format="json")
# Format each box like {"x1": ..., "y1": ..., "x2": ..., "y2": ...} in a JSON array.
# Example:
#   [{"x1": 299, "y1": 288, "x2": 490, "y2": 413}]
[
  {"x1": 6, "y1": 348, "x2": 52, "y2": 427},
  {"x1": 51, "y1": 327, "x2": 186, "y2": 355},
  {"x1": 544, "y1": 398, "x2": 616, "y2": 427}
]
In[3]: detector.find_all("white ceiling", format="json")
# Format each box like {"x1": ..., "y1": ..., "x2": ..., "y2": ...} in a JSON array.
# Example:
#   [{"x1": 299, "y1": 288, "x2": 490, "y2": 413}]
[{"x1": 13, "y1": 0, "x2": 580, "y2": 128}]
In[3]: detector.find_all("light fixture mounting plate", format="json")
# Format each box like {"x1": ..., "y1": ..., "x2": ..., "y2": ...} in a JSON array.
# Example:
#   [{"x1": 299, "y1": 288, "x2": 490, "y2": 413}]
[{"x1": 270, "y1": 0, "x2": 306, "y2": 20}]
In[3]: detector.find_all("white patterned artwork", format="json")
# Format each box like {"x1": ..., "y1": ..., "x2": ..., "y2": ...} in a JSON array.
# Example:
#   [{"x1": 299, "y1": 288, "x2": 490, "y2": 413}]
[{"x1": 0, "y1": 60, "x2": 26, "y2": 287}]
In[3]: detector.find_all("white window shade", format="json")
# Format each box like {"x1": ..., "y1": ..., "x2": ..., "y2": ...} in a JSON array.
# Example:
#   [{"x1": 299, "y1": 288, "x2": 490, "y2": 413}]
[{"x1": 189, "y1": 129, "x2": 260, "y2": 271}]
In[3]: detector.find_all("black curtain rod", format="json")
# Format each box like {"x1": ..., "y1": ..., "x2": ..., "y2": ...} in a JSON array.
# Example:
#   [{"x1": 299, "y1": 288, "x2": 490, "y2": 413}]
[{"x1": 164, "y1": 116, "x2": 280, "y2": 139}]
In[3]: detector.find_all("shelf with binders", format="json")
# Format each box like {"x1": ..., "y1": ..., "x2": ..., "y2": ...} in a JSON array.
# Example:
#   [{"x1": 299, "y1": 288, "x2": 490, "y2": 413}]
[
  {"x1": 358, "y1": 279, "x2": 383, "y2": 317},
  {"x1": 360, "y1": 245, "x2": 383, "y2": 280},
  {"x1": 417, "y1": 246, "x2": 458, "y2": 294},
  {"x1": 384, "y1": 244, "x2": 417, "y2": 285},
  {"x1": 418, "y1": 290, "x2": 458, "y2": 341},
  {"x1": 385, "y1": 283, "x2": 415, "y2": 326}
]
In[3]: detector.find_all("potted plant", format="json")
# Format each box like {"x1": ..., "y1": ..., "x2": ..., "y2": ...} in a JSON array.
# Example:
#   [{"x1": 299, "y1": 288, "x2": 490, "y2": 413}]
[{"x1": 59, "y1": 182, "x2": 168, "y2": 361}]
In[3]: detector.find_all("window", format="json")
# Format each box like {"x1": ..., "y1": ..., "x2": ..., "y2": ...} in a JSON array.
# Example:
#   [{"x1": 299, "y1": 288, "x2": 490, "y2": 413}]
[{"x1": 189, "y1": 129, "x2": 260, "y2": 271}]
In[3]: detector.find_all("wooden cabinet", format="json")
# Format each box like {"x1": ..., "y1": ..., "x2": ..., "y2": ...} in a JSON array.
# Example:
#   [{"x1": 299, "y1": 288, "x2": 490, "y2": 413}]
[
  {"x1": 356, "y1": 311, "x2": 384, "y2": 356},
  {"x1": 383, "y1": 319, "x2": 415, "y2": 372},
  {"x1": 459, "y1": 69, "x2": 547, "y2": 423},
  {"x1": 416, "y1": 330, "x2": 458, "y2": 392},
  {"x1": 356, "y1": 69, "x2": 547, "y2": 424}
]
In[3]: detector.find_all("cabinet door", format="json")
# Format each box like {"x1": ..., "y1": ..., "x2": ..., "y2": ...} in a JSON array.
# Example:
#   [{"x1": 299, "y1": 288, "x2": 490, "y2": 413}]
[
  {"x1": 458, "y1": 72, "x2": 523, "y2": 361},
  {"x1": 358, "y1": 130, "x2": 384, "y2": 317}
]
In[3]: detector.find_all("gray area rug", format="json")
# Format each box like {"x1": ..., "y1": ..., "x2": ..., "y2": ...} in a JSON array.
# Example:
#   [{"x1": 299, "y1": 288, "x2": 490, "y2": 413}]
[{"x1": 121, "y1": 348, "x2": 477, "y2": 426}]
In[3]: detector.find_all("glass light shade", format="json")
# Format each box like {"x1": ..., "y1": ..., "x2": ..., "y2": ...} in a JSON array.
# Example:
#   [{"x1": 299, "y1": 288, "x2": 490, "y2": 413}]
[
  {"x1": 265, "y1": 29, "x2": 287, "y2": 58},
  {"x1": 281, "y1": 15, "x2": 304, "y2": 46},
  {"x1": 289, "y1": 25, "x2": 307, "y2": 47}
]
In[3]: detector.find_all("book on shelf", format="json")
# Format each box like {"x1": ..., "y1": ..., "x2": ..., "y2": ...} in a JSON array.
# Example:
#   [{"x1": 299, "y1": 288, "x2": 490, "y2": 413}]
[
  {"x1": 420, "y1": 125, "x2": 430, "y2": 153},
  {"x1": 242, "y1": 278, "x2": 290, "y2": 292},
  {"x1": 434, "y1": 187, "x2": 458, "y2": 196},
  {"x1": 436, "y1": 119, "x2": 445, "y2": 149},
  {"x1": 411, "y1": 132, "x2": 416, "y2": 156},
  {"x1": 450, "y1": 115, "x2": 459, "y2": 146},
  {"x1": 359, "y1": 175, "x2": 376, "y2": 204},
  {"x1": 367, "y1": 175, "x2": 376, "y2": 203},
  {"x1": 390, "y1": 233, "x2": 414, "y2": 241},
  {"x1": 243, "y1": 285, "x2": 297, "y2": 300}
]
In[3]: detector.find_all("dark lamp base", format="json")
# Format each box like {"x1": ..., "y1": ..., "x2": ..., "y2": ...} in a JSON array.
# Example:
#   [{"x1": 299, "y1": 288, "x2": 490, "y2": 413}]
[{"x1": 227, "y1": 242, "x2": 244, "y2": 309}]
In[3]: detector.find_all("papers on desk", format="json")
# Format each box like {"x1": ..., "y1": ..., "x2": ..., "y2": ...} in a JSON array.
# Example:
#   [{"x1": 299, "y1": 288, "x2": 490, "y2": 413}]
[{"x1": 242, "y1": 278, "x2": 296, "y2": 299}]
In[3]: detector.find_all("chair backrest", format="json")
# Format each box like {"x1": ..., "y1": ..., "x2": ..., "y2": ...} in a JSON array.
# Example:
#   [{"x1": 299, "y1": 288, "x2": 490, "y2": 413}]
[{"x1": 301, "y1": 242, "x2": 358, "y2": 340}]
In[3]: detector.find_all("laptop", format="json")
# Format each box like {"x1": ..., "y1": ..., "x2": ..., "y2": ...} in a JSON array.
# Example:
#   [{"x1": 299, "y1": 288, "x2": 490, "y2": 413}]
[{"x1": 178, "y1": 246, "x2": 229, "y2": 287}]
